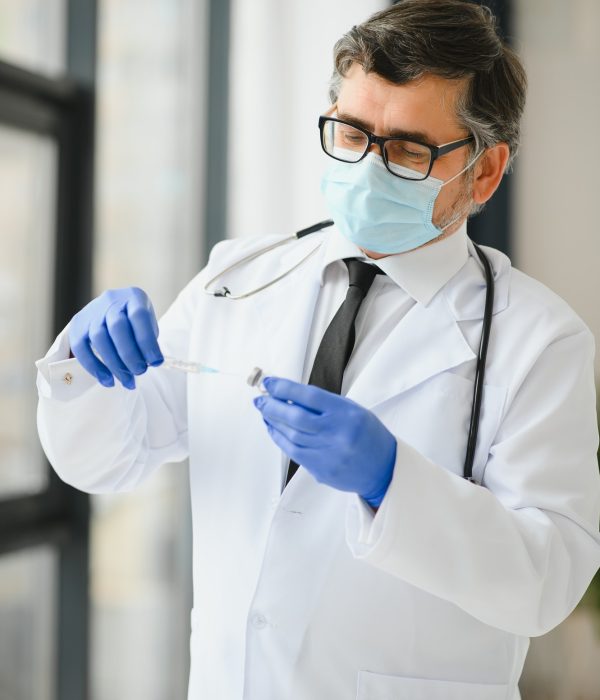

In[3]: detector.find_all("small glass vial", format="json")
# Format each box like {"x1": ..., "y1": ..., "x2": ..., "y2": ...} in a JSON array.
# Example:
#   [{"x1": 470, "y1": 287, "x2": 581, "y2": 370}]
[{"x1": 247, "y1": 367, "x2": 268, "y2": 394}]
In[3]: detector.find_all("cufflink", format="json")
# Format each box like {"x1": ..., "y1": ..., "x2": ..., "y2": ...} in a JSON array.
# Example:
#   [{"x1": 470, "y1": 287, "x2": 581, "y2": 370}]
[{"x1": 63, "y1": 372, "x2": 73, "y2": 385}]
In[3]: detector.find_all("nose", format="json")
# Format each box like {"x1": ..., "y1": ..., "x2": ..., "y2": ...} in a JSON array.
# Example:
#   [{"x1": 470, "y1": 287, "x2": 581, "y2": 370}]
[{"x1": 366, "y1": 140, "x2": 384, "y2": 158}]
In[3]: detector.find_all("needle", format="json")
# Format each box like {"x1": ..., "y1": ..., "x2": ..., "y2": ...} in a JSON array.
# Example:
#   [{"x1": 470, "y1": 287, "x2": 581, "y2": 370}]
[{"x1": 162, "y1": 356, "x2": 240, "y2": 376}]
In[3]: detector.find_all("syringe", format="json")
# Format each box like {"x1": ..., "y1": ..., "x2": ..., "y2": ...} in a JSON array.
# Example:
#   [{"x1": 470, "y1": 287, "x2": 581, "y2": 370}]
[{"x1": 162, "y1": 356, "x2": 268, "y2": 393}]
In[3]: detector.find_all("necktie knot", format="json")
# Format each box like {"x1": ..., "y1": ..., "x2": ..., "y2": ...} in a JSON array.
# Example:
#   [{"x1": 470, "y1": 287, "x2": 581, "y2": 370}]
[{"x1": 344, "y1": 258, "x2": 384, "y2": 297}]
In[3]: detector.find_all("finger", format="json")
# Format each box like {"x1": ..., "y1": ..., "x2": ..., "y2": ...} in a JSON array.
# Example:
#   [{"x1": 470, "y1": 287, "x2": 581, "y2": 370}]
[
  {"x1": 88, "y1": 315, "x2": 136, "y2": 389},
  {"x1": 69, "y1": 330, "x2": 115, "y2": 387},
  {"x1": 264, "y1": 421, "x2": 304, "y2": 464},
  {"x1": 261, "y1": 414, "x2": 318, "y2": 449},
  {"x1": 262, "y1": 376, "x2": 341, "y2": 413},
  {"x1": 264, "y1": 422, "x2": 326, "y2": 480},
  {"x1": 126, "y1": 293, "x2": 163, "y2": 365},
  {"x1": 105, "y1": 302, "x2": 148, "y2": 375},
  {"x1": 256, "y1": 395, "x2": 322, "y2": 434}
]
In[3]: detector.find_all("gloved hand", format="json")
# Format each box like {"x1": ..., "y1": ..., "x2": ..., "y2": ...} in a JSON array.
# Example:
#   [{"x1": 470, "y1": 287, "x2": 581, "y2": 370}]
[
  {"x1": 253, "y1": 377, "x2": 397, "y2": 507},
  {"x1": 68, "y1": 287, "x2": 164, "y2": 390}
]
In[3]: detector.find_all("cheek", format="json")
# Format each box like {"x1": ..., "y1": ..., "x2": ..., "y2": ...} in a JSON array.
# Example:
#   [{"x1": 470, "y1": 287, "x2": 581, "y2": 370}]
[
  {"x1": 432, "y1": 180, "x2": 461, "y2": 216},
  {"x1": 433, "y1": 174, "x2": 473, "y2": 219}
]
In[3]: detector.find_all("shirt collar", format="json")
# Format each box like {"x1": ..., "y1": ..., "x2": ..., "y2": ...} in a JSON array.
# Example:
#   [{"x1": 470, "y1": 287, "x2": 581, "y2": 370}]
[{"x1": 319, "y1": 222, "x2": 469, "y2": 306}]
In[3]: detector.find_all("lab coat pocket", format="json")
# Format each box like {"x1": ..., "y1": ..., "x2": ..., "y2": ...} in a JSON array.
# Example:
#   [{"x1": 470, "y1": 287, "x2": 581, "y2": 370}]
[{"x1": 356, "y1": 670, "x2": 508, "y2": 700}]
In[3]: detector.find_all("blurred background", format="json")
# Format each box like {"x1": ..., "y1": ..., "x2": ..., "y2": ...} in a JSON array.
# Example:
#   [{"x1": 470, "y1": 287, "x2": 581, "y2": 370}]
[{"x1": 0, "y1": 0, "x2": 598, "y2": 698}]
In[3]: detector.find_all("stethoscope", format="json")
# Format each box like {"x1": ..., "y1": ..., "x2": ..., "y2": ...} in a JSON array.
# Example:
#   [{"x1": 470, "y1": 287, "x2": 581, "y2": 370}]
[{"x1": 204, "y1": 219, "x2": 494, "y2": 485}]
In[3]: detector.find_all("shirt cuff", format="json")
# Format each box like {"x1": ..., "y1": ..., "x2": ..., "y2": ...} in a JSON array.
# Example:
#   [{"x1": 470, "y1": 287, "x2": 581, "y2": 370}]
[{"x1": 35, "y1": 324, "x2": 98, "y2": 401}]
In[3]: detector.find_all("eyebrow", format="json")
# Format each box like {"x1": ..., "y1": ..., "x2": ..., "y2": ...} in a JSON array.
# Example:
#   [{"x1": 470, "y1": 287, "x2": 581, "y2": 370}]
[{"x1": 336, "y1": 111, "x2": 435, "y2": 145}]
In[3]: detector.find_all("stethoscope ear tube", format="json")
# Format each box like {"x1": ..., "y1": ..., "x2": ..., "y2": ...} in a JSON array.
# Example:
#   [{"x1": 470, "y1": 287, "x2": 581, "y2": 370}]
[{"x1": 463, "y1": 243, "x2": 495, "y2": 484}]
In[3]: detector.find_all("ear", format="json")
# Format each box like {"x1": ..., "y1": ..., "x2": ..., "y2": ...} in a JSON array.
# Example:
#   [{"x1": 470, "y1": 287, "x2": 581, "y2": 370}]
[{"x1": 472, "y1": 143, "x2": 510, "y2": 205}]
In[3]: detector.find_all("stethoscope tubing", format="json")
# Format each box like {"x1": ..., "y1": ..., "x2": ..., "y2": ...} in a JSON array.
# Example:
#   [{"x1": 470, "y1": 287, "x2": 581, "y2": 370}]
[
  {"x1": 204, "y1": 219, "x2": 494, "y2": 485},
  {"x1": 463, "y1": 243, "x2": 494, "y2": 483},
  {"x1": 203, "y1": 220, "x2": 335, "y2": 300}
]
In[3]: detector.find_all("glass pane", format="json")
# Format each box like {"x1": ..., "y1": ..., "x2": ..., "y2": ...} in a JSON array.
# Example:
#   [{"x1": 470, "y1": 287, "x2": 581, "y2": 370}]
[
  {"x1": 0, "y1": 126, "x2": 56, "y2": 499},
  {"x1": 91, "y1": 472, "x2": 191, "y2": 700},
  {"x1": 0, "y1": 0, "x2": 66, "y2": 76},
  {"x1": 0, "y1": 546, "x2": 57, "y2": 700}
]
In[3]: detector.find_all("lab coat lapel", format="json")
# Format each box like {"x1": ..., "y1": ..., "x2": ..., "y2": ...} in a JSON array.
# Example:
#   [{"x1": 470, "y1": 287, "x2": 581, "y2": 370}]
[
  {"x1": 346, "y1": 291, "x2": 477, "y2": 410},
  {"x1": 345, "y1": 238, "x2": 511, "y2": 410}
]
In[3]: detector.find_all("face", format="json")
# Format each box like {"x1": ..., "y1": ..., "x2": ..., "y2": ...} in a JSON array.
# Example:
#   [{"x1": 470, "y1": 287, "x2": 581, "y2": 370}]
[{"x1": 334, "y1": 63, "x2": 478, "y2": 258}]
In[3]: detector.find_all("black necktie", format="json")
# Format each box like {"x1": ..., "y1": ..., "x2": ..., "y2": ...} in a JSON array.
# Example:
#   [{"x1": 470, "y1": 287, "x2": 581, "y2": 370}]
[{"x1": 284, "y1": 258, "x2": 384, "y2": 488}]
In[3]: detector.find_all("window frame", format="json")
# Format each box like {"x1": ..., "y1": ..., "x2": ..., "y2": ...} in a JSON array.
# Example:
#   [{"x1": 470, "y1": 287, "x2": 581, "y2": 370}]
[{"x1": 0, "y1": 2, "x2": 97, "y2": 698}]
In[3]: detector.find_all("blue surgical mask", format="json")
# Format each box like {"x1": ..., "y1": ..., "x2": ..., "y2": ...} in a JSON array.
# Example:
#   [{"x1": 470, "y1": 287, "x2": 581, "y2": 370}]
[{"x1": 320, "y1": 149, "x2": 482, "y2": 254}]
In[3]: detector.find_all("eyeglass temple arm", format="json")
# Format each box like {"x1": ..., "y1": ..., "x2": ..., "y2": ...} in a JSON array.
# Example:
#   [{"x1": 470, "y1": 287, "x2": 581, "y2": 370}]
[{"x1": 435, "y1": 136, "x2": 475, "y2": 158}]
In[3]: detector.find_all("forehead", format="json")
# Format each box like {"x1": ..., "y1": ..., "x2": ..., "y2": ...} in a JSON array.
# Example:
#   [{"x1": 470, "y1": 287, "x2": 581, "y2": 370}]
[{"x1": 336, "y1": 62, "x2": 467, "y2": 142}]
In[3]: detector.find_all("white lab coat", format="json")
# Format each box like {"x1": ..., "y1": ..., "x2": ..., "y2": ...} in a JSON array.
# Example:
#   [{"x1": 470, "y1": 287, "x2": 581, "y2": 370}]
[{"x1": 36, "y1": 227, "x2": 600, "y2": 700}]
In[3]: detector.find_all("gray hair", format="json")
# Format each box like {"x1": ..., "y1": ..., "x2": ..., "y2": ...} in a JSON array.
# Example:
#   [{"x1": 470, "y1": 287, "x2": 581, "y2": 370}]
[{"x1": 329, "y1": 0, "x2": 527, "y2": 173}]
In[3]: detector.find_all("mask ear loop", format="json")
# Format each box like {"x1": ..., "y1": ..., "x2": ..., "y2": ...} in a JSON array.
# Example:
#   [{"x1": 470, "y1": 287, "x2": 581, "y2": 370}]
[
  {"x1": 442, "y1": 149, "x2": 485, "y2": 187},
  {"x1": 438, "y1": 149, "x2": 485, "y2": 231}
]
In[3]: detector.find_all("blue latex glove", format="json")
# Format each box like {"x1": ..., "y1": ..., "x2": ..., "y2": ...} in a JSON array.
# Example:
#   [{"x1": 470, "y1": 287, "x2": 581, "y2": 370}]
[
  {"x1": 254, "y1": 377, "x2": 397, "y2": 507},
  {"x1": 68, "y1": 287, "x2": 164, "y2": 390}
]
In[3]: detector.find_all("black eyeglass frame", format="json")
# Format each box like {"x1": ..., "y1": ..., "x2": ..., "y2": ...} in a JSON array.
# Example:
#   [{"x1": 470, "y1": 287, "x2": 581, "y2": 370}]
[{"x1": 318, "y1": 115, "x2": 475, "y2": 181}]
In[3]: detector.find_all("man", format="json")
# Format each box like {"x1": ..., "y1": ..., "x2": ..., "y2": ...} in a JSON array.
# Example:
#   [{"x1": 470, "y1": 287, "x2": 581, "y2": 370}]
[{"x1": 36, "y1": 1, "x2": 600, "y2": 699}]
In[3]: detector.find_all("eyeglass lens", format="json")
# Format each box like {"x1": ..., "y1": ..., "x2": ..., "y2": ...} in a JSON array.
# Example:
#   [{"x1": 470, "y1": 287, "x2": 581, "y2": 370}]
[{"x1": 322, "y1": 119, "x2": 431, "y2": 179}]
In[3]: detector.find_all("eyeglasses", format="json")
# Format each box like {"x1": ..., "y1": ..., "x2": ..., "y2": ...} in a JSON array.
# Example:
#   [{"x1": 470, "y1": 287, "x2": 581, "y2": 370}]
[{"x1": 318, "y1": 115, "x2": 474, "y2": 181}]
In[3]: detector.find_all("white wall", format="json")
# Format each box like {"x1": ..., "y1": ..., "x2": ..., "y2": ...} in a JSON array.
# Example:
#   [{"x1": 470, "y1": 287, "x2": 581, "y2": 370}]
[
  {"x1": 227, "y1": 1, "x2": 386, "y2": 240},
  {"x1": 514, "y1": 6, "x2": 600, "y2": 698},
  {"x1": 514, "y1": 0, "x2": 600, "y2": 380}
]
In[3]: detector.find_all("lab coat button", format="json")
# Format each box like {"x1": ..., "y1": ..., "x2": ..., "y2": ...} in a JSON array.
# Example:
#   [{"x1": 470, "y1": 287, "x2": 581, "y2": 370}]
[
  {"x1": 250, "y1": 613, "x2": 267, "y2": 630},
  {"x1": 63, "y1": 373, "x2": 73, "y2": 385}
]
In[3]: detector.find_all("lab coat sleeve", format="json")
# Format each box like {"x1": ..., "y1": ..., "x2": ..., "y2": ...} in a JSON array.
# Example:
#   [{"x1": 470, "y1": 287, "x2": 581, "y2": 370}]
[
  {"x1": 35, "y1": 242, "x2": 229, "y2": 494},
  {"x1": 345, "y1": 328, "x2": 600, "y2": 638}
]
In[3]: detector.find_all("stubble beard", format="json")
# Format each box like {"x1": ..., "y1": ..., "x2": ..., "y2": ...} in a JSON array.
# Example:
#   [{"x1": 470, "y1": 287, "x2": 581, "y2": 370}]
[{"x1": 434, "y1": 167, "x2": 475, "y2": 235}]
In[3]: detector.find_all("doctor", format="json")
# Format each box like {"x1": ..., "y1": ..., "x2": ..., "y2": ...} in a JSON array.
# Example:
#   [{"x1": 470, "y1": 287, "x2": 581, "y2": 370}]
[{"x1": 36, "y1": 1, "x2": 600, "y2": 699}]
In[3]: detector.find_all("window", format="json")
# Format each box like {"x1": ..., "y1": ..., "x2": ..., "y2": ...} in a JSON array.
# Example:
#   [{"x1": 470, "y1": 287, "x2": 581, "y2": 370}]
[
  {"x1": 0, "y1": 126, "x2": 56, "y2": 500},
  {"x1": 0, "y1": 0, "x2": 66, "y2": 76},
  {"x1": 0, "y1": 3, "x2": 97, "y2": 699}
]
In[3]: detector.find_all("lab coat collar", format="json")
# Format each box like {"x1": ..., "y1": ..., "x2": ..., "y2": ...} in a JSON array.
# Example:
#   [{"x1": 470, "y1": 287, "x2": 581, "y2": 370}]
[
  {"x1": 444, "y1": 237, "x2": 511, "y2": 321},
  {"x1": 317, "y1": 222, "x2": 469, "y2": 306},
  {"x1": 288, "y1": 221, "x2": 511, "y2": 321}
]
